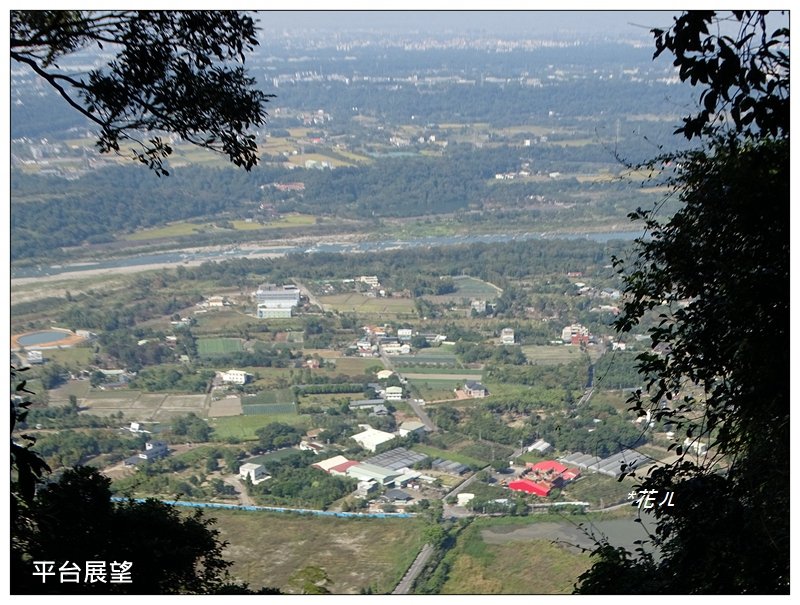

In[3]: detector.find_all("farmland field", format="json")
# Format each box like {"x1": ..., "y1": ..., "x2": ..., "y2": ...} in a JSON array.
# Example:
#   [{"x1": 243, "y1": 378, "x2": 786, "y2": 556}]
[
  {"x1": 212, "y1": 509, "x2": 425, "y2": 594},
  {"x1": 393, "y1": 352, "x2": 460, "y2": 367},
  {"x1": 412, "y1": 444, "x2": 486, "y2": 467},
  {"x1": 559, "y1": 473, "x2": 635, "y2": 508},
  {"x1": 317, "y1": 293, "x2": 416, "y2": 316},
  {"x1": 246, "y1": 388, "x2": 296, "y2": 406},
  {"x1": 262, "y1": 213, "x2": 317, "y2": 228},
  {"x1": 422, "y1": 275, "x2": 502, "y2": 303},
  {"x1": 242, "y1": 402, "x2": 298, "y2": 416},
  {"x1": 438, "y1": 518, "x2": 592, "y2": 594}
]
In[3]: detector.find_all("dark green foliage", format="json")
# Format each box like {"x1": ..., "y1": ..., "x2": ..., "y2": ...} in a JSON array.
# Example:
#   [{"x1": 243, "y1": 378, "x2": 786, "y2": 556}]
[
  {"x1": 254, "y1": 422, "x2": 302, "y2": 451},
  {"x1": 171, "y1": 413, "x2": 212, "y2": 442},
  {"x1": 129, "y1": 367, "x2": 213, "y2": 393},
  {"x1": 11, "y1": 467, "x2": 270, "y2": 594},
  {"x1": 652, "y1": 11, "x2": 788, "y2": 140},
  {"x1": 33, "y1": 430, "x2": 141, "y2": 468},
  {"x1": 576, "y1": 11, "x2": 788, "y2": 594},
  {"x1": 249, "y1": 464, "x2": 355, "y2": 510},
  {"x1": 11, "y1": 366, "x2": 51, "y2": 507},
  {"x1": 11, "y1": 11, "x2": 273, "y2": 175}
]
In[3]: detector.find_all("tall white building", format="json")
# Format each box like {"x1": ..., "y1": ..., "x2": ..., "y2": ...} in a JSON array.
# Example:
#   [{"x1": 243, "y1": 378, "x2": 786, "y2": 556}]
[{"x1": 220, "y1": 369, "x2": 251, "y2": 384}]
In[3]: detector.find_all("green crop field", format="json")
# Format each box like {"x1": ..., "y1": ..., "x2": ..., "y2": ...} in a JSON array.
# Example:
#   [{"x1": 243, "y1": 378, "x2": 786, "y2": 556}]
[
  {"x1": 560, "y1": 473, "x2": 636, "y2": 508},
  {"x1": 211, "y1": 509, "x2": 425, "y2": 594},
  {"x1": 197, "y1": 337, "x2": 244, "y2": 356},
  {"x1": 247, "y1": 388, "x2": 296, "y2": 406},
  {"x1": 452, "y1": 276, "x2": 503, "y2": 297},
  {"x1": 122, "y1": 221, "x2": 209, "y2": 241},
  {"x1": 245, "y1": 449, "x2": 302, "y2": 465},
  {"x1": 318, "y1": 293, "x2": 416, "y2": 315},
  {"x1": 242, "y1": 402, "x2": 298, "y2": 416},
  {"x1": 412, "y1": 444, "x2": 486, "y2": 467}
]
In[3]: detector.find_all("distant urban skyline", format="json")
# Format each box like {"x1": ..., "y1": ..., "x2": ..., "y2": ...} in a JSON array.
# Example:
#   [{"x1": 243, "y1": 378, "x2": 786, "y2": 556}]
[{"x1": 255, "y1": 10, "x2": 681, "y2": 38}]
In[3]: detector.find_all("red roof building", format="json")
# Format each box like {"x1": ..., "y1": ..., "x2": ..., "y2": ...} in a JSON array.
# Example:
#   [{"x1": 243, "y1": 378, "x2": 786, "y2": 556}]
[
  {"x1": 511, "y1": 460, "x2": 582, "y2": 496},
  {"x1": 509, "y1": 479, "x2": 551, "y2": 497},
  {"x1": 328, "y1": 460, "x2": 359, "y2": 476}
]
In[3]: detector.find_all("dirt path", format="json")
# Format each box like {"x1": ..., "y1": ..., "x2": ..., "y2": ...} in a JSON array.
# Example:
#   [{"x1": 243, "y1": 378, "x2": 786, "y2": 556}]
[{"x1": 223, "y1": 475, "x2": 256, "y2": 507}]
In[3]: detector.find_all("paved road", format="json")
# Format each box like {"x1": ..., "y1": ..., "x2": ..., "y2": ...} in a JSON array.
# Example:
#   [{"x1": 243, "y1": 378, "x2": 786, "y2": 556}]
[
  {"x1": 577, "y1": 387, "x2": 595, "y2": 406},
  {"x1": 392, "y1": 543, "x2": 434, "y2": 595},
  {"x1": 380, "y1": 350, "x2": 438, "y2": 432},
  {"x1": 292, "y1": 279, "x2": 326, "y2": 312}
]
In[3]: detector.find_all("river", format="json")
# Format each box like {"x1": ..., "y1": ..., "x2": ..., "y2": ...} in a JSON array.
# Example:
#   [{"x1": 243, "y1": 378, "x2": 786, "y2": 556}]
[{"x1": 11, "y1": 229, "x2": 643, "y2": 281}]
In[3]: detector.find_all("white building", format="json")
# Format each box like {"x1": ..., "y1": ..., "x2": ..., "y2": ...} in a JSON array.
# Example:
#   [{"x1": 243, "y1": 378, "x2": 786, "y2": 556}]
[
  {"x1": 220, "y1": 369, "x2": 251, "y2": 385},
  {"x1": 351, "y1": 427, "x2": 396, "y2": 452},
  {"x1": 255, "y1": 283, "x2": 300, "y2": 318},
  {"x1": 385, "y1": 386, "x2": 404, "y2": 401},
  {"x1": 313, "y1": 455, "x2": 350, "y2": 473},
  {"x1": 528, "y1": 439, "x2": 553, "y2": 454},
  {"x1": 382, "y1": 343, "x2": 411, "y2": 355},
  {"x1": 27, "y1": 350, "x2": 43, "y2": 364},
  {"x1": 357, "y1": 275, "x2": 380, "y2": 288},
  {"x1": 562, "y1": 323, "x2": 590, "y2": 344},
  {"x1": 397, "y1": 328, "x2": 413, "y2": 341},
  {"x1": 239, "y1": 462, "x2": 269, "y2": 484},
  {"x1": 501, "y1": 328, "x2": 515, "y2": 345},
  {"x1": 346, "y1": 462, "x2": 400, "y2": 485},
  {"x1": 398, "y1": 420, "x2": 426, "y2": 437}
]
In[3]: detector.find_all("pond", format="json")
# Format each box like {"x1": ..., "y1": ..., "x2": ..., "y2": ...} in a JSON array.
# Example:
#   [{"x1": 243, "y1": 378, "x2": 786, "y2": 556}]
[{"x1": 16, "y1": 330, "x2": 73, "y2": 346}]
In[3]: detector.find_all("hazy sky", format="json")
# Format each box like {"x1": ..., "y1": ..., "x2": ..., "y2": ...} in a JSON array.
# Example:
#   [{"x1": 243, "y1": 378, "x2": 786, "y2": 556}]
[{"x1": 255, "y1": 10, "x2": 681, "y2": 38}]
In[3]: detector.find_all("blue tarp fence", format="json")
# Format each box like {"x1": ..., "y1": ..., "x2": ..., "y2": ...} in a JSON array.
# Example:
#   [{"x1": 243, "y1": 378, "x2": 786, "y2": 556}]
[{"x1": 110, "y1": 497, "x2": 413, "y2": 519}]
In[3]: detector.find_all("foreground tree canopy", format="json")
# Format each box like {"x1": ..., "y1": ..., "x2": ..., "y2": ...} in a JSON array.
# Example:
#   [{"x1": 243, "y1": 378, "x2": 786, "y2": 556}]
[
  {"x1": 576, "y1": 11, "x2": 788, "y2": 594},
  {"x1": 10, "y1": 10, "x2": 273, "y2": 175}
]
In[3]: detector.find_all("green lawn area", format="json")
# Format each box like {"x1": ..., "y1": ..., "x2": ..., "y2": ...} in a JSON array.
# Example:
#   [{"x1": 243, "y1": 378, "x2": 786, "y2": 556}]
[
  {"x1": 241, "y1": 388, "x2": 298, "y2": 416},
  {"x1": 210, "y1": 414, "x2": 309, "y2": 441},
  {"x1": 247, "y1": 388, "x2": 296, "y2": 405},
  {"x1": 521, "y1": 345, "x2": 589, "y2": 365},
  {"x1": 211, "y1": 509, "x2": 426, "y2": 594},
  {"x1": 406, "y1": 378, "x2": 461, "y2": 402},
  {"x1": 263, "y1": 213, "x2": 317, "y2": 228},
  {"x1": 422, "y1": 276, "x2": 502, "y2": 304},
  {"x1": 192, "y1": 310, "x2": 258, "y2": 335},
  {"x1": 122, "y1": 221, "x2": 208, "y2": 240},
  {"x1": 197, "y1": 337, "x2": 244, "y2": 356},
  {"x1": 40, "y1": 346, "x2": 94, "y2": 366},
  {"x1": 245, "y1": 448, "x2": 303, "y2": 465},
  {"x1": 229, "y1": 220, "x2": 266, "y2": 231}
]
